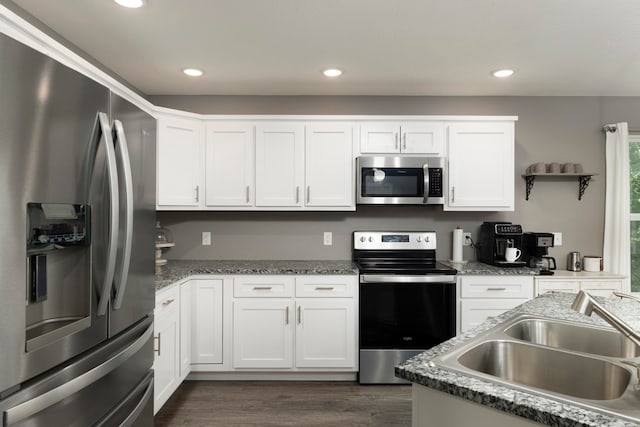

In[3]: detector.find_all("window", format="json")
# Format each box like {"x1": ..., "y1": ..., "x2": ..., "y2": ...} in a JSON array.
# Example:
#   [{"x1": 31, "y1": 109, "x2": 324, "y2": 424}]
[{"x1": 630, "y1": 134, "x2": 640, "y2": 292}]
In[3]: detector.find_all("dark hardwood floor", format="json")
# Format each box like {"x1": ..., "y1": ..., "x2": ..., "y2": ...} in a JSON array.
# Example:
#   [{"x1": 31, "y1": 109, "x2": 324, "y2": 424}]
[{"x1": 155, "y1": 381, "x2": 412, "y2": 426}]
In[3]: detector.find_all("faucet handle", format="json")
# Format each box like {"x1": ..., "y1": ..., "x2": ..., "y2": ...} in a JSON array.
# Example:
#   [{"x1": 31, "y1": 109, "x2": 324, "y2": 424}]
[
  {"x1": 613, "y1": 292, "x2": 640, "y2": 304},
  {"x1": 621, "y1": 360, "x2": 640, "y2": 391}
]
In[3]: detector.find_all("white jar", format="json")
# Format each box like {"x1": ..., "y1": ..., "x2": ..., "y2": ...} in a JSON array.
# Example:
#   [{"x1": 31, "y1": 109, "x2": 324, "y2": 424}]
[{"x1": 582, "y1": 256, "x2": 602, "y2": 272}]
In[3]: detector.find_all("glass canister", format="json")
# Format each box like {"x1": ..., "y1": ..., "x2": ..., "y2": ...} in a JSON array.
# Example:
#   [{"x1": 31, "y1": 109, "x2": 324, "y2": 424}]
[{"x1": 155, "y1": 221, "x2": 174, "y2": 244}]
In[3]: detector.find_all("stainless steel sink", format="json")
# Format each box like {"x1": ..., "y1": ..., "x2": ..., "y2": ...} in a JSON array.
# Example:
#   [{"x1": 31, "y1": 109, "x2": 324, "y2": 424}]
[
  {"x1": 503, "y1": 317, "x2": 640, "y2": 358},
  {"x1": 432, "y1": 314, "x2": 640, "y2": 422},
  {"x1": 458, "y1": 340, "x2": 630, "y2": 400}
]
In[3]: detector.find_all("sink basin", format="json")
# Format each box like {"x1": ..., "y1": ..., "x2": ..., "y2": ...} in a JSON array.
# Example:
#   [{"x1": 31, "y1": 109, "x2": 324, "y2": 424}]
[
  {"x1": 458, "y1": 340, "x2": 631, "y2": 400},
  {"x1": 503, "y1": 318, "x2": 640, "y2": 358},
  {"x1": 431, "y1": 314, "x2": 640, "y2": 422}
]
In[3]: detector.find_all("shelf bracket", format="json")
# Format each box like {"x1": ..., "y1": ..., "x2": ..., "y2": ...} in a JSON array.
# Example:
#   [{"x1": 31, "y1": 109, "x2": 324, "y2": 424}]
[
  {"x1": 578, "y1": 175, "x2": 592, "y2": 200},
  {"x1": 525, "y1": 175, "x2": 535, "y2": 201}
]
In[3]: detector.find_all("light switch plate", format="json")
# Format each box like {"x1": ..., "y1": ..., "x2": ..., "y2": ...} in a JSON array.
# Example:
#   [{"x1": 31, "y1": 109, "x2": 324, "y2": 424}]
[
  {"x1": 202, "y1": 231, "x2": 212, "y2": 246},
  {"x1": 553, "y1": 232, "x2": 562, "y2": 246},
  {"x1": 323, "y1": 232, "x2": 332, "y2": 246}
]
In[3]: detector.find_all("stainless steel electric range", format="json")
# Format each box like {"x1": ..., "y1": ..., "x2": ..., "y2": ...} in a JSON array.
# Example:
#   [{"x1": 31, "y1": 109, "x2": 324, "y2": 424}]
[{"x1": 353, "y1": 231, "x2": 457, "y2": 384}]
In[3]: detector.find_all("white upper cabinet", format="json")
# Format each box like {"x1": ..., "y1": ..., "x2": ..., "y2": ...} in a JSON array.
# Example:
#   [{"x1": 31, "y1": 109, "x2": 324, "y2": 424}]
[
  {"x1": 305, "y1": 123, "x2": 354, "y2": 208},
  {"x1": 359, "y1": 122, "x2": 444, "y2": 155},
  {"x1": 205, "y1": 123, "x2": 254, "y2": 207},
  {"x1": 445, "y1": 121, "x2": 515, "y2": 211},
  {"x1": 255, "y1": 123, "x2": 305, "y2": 207},
  {"x1": 156, "y1": 116, "x2": 204, "y2": 209}
]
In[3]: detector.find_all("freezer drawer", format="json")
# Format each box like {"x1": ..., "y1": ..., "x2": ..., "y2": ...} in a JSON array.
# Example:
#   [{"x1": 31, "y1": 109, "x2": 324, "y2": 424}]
[{"x1": 0, "y1": 318, "x2": 153, "y2": 427}]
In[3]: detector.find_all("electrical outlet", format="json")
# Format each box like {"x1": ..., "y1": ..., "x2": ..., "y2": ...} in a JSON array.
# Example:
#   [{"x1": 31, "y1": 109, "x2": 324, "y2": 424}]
[
  {"x1": 463, "y1": 232, "x2": 472, "y2": 246},
  {"x1": 202, "y1": 231, "x2": 212, "y2": 246},
  {"x1": 323, "y1": 232, "x2": 332, "y2": 246},
  {"x1": 553, "y1": 232, "x2": 562, "y2": 246}
]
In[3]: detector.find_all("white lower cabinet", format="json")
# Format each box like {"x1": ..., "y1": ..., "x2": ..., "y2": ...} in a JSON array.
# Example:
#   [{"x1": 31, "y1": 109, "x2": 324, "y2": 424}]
[
  {"x1": 295, "y1": 299, "x2": 355, "y2": 368},
  {"x1": 534, "y1": 272, "x2": 625, "y2": 297},
  {"x1": 191, "y1": 279, "x2": 224, "y2": 364},
  {"x1": 458, "y1": 276, "x2": 533, "y2": 333},
  {"x1": 232, "y1": 299, "x2": 294, "y2": 368},
  {"x1": 231, "y1": 275, "x2": 358, "y2": 370},
  {"x1": 153, "y1": 287, "x2": 180, "y2": 414},
  {"x1": 179, "y1": 281, "x2": 192, "y2": 379}
]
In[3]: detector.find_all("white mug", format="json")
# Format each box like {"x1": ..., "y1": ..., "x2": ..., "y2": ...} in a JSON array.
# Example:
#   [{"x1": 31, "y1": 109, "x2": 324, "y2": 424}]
[{"x1": 505, "y1": 247, "x2": 521, "y2": 262}]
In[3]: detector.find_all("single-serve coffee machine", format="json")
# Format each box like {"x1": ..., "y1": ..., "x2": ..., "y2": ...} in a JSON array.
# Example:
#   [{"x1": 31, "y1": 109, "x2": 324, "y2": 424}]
[
  {"x1": 478, "y1": 222, "x2": 526, "y2": 267},
  {"x1": 523, "y1": 232, "x2": 556, "y2": 274}
]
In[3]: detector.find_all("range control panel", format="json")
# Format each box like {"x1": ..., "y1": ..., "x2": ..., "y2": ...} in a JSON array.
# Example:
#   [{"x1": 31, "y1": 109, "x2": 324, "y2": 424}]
[{"x1": 353, "y1": 231, "x2": 437, "y2": 250}]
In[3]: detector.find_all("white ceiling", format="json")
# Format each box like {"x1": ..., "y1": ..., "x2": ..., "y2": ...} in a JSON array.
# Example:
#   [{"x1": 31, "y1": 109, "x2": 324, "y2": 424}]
[{"x1": 8, "y1": 0, "x2": 640, "y2": 96}]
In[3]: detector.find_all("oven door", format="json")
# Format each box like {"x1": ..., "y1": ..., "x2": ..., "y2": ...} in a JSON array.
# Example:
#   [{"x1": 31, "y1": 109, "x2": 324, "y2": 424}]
[
  {"x1": 359, "y1": 274, "x2": 456, "y2": 384},
  {"x1": 356, "y1": 156, "x2": 444, "y2": 205}
]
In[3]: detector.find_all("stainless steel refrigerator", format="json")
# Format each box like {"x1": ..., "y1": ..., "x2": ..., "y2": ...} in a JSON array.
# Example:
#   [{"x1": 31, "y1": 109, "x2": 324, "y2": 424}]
[{"x1": 0, "y1": 30, "x2": 156, "y2": 426}]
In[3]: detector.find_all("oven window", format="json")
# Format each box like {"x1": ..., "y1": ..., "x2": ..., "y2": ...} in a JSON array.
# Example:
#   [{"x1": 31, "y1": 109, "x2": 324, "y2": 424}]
[
  {"x1": 360, "y1": 283, "x2": 455, "y2": 349},
  {"x1": 361, "y1": 167, "x2": 424, "y2": 197}
]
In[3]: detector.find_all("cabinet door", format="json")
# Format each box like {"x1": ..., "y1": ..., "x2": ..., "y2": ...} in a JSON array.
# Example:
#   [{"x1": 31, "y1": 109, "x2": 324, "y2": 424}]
[
  {"x1": 360, "y1": 123, "x2": 400, "y2": 153},
  {"x1": 179, "y1": 281, "x2": 192, "y2": 379},
  {"x1": 446, "y1": 122, "x2": 514, "y2": 211},
  {"x1": 401, "y1": 123, "x2": 444, "y2": 154},
  {"x1": 295, "y1": 299, "x2": 355, "y2": 368},
  {"x1": 205, "y1": 123, "x2": 254, "y2": 206},
  {"x1": 459, "y1": 299, "x2": 526, "y2": 333},
  {"x1": 305, "y1": 123, "x2": 354, "y2": 207},
  {"x1": 153, "y1": 311, "x2": 179, "y2": 414},
  {"x1": 232, "y1": 299, "x2": 294, "y2": 368},
  {"x1": 255, "y1": 123, "x2": 304, "y2": 207},
  {"x1": 157, "y1": 116, "x2": 203, "y2": 208},
  {"x1": 191, "y1": 279, "x2": 224, "y2": 364}
]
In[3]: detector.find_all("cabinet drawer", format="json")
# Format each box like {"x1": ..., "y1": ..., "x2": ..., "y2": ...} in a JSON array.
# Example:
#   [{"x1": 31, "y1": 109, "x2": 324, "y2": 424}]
[
  {"x1": 156, "y1": 286, "x2": 180, "y2": 318},
  {"x1": 535, "y1": 280, "x2": 580, "y2": 296},
  {"x1": 460, "y1": 276, "x2": 533, "y2": 299},
  {"x1": 295, "y1": 276, "x2": 356, "y2": 298},
  {"x1": 460, "y1": 299, "x2": 527, "y2": 332},
  {"x1": 580, "y1": 280, "x2": 623, "y2": 298},
  {"x1": 234, "y1": 276, "x2": 294, "y2": 297}
]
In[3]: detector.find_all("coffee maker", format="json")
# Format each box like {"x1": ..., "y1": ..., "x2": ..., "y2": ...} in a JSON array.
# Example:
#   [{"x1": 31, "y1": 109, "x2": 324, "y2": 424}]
[
  {"x1": 523, "y1": 232, "x2": 556, "y2": 274},
  {"x1": 478, "y1": 222, "x2": 526, "y2": 267}
]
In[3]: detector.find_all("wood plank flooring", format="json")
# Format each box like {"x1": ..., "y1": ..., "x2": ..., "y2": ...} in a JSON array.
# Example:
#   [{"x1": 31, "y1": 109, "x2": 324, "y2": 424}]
[{"x1": 155, "y1": 381, "x2": 412, "y2": 426}]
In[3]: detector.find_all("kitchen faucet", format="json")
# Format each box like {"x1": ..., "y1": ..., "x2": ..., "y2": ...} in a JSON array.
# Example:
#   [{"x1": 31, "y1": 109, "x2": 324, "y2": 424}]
[
  {"x1": 571, "y1": 290, "x2": 640, "y2": 347},
  {"x1": 613, "y1": 291, "x2": 640, "y2": 304}
]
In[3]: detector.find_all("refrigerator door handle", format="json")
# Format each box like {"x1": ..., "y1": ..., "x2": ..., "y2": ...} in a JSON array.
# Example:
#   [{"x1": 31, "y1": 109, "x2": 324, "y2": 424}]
[
  {"x1": 94, "y1": 372, "x2": 153, "y2": 427},
  {"x1": 111, "y1": 120, "x2": 134, "y2": 311},
  {"x1": 2, "y1": 323, "x2": 153, "y2": 426},
  {"x1": 94, "y1": 112, "x2": 119, "y2": 317}
]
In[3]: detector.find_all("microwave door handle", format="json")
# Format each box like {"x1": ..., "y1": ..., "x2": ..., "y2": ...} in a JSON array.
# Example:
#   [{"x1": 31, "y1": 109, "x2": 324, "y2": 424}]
[
  {"x1": 423, "y1": 163, "x2": 429, "y2": 204},
  {"x1": 112, "y1": 120, "x2": 134, "y2": 310}
]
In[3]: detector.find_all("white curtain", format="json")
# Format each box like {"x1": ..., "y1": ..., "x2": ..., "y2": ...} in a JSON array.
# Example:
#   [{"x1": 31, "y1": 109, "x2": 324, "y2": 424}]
[{"x1": 603, "y1": 122, "x2": 630, "y2": 290}]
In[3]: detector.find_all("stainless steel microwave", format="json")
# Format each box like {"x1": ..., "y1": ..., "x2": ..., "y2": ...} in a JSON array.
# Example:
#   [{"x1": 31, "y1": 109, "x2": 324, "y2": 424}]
[{"x1": 356, "y1": 156, "x2": 445, "y2": 205}]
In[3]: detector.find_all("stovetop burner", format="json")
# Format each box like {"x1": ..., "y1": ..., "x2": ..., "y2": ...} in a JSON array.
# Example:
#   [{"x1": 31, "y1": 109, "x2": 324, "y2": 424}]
[{"x1": 352, "y1": 231, "x2": 457, "y2": 275}]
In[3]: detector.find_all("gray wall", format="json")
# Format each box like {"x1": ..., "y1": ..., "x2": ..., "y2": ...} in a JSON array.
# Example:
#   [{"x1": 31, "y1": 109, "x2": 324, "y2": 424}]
[{"x1": 150, "y1": 95, "x2": 640, "y2": 265}]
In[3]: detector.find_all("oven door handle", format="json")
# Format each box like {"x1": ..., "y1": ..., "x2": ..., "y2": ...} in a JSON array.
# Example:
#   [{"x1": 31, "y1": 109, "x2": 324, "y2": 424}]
[{"x1": 360, "y1": 275, "x2": 457, "y2": 284}]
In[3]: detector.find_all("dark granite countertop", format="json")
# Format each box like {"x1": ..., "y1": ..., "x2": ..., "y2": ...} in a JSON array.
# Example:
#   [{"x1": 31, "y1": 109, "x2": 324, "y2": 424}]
[
  {"x1": 155, "y1": 260, "x2": 359, "y2": 291},
  {"x1": 396, "y1": 293, "x2": 640, "y2": 426},
  {"x1": 441, "y1": 260, "x2": 539, "y2": 275}
]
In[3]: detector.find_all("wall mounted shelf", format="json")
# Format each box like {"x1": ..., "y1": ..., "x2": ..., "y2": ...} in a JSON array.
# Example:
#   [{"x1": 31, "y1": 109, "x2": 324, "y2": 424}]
[{"x1": 522, "y1": 173, "x2": 598, "y2": 201}]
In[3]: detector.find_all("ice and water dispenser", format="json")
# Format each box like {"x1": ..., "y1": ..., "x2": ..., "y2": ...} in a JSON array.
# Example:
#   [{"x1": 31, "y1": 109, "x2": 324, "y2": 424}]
[{"x1": 26, "y1": 203, "x2": 91, "y2": 351}]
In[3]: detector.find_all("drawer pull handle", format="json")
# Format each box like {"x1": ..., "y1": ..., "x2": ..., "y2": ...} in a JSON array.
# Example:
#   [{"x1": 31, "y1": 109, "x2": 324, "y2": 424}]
[
  {"x1": 314, "y1": 287, "x2": 335, "y2": 291},
  {"x1": 252, "y1": 286, "x2": 273, "y2": 290},
  {"x1": 162, "y1": 298, "x2": 175, "y2": 306},
  {"x1": 298, "y1": 306, "x2": 302, "y2": 324},
  {"x1": 285, "y1": 306, "x2": 289, "y2": 325},
  {"x1": 486, "y1": 287, "x2": 507, "y2": 291},
  {"x1": 154, "y1": 334, "x2": 161, "y2": 356}
]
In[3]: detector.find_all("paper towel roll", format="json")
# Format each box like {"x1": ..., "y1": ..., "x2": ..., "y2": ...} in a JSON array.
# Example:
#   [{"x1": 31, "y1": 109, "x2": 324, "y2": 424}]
[{"x1": 452, "y1": 227, "x2": 463, "y2": 262}]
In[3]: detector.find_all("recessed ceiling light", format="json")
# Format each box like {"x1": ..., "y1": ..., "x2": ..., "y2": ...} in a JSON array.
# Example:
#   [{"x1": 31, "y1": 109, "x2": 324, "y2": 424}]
[
  {"x1": 492, "y1": 69, "x2": 515, "y2": 78},
  {"x1": 323, "y1": 69, "x2": 343, "y2": 77},
  {"x1": 114, "y1": 0, "x2": 145, "y2": 8},
  {"x1": 183, "y1": 68, "x2": 204, "y2": 77}
]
